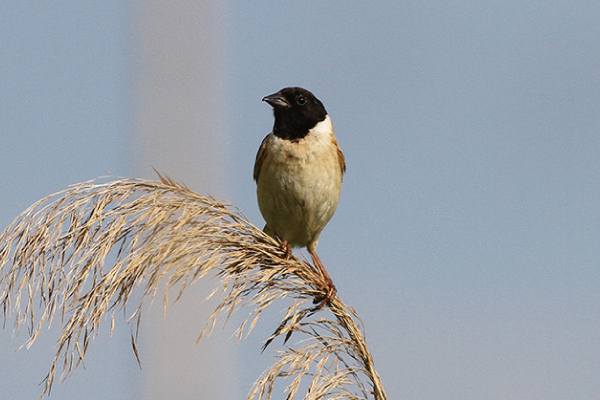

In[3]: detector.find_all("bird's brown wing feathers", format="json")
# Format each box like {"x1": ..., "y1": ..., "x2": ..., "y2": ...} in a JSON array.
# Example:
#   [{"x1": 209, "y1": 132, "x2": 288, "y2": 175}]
[
  {"x1": 334, "y1": 138, "x2": 346, "y2": 176},
  {"x1": 253, "y1": 134, "x2": 270, "y2": 182}
]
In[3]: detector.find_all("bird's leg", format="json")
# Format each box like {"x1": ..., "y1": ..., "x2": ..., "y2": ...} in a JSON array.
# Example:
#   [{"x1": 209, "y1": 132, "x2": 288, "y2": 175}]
[{"x1": 308, "y1": 249, "x2": 337, "y2": 308}]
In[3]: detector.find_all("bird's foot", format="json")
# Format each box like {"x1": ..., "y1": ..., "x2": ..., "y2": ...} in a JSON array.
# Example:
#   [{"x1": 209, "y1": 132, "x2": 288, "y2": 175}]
[
  {"x1": 313, "y1": 280, "x2": 337, "y2": 309},
  {"x1": 281, "y1": 240, "x2": 292, "y2": 260}
]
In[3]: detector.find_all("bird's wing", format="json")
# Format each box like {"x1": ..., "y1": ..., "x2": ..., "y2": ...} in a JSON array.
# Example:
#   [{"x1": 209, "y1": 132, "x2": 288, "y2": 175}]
[
  {"x1": 253, "y1": 134, "x2": 271, "y2": 182},
  {"x1": 334, "y1": 137, "x2": 346, "y2": 176}
]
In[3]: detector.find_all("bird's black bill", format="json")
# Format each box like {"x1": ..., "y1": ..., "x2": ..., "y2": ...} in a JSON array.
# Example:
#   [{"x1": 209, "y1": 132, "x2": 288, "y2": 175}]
[{"x1": 262, "y1": 93, "x2": 290, "y2": 108}]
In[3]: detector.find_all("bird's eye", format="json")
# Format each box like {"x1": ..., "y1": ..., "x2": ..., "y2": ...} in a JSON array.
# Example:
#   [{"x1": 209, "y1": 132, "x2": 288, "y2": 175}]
[{"x1": 295, "y1": 95, "x2": 307, "y2": 106}]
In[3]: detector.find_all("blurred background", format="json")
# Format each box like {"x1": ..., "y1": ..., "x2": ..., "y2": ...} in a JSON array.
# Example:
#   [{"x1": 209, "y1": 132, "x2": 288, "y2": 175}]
[{"x1": 2, "y1": 1, "x2": 600, "y2": 399}]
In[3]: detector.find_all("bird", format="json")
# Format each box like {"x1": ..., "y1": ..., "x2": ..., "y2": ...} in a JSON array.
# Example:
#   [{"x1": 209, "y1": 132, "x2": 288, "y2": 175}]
[{"x1": 253, "y1": 87, "x2": 346, "y2": 306}]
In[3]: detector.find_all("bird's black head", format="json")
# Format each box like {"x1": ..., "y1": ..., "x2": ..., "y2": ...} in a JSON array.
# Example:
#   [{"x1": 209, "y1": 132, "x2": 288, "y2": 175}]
[{"x1": 263, "y1": 87, "x2": 328, "y2": 141}]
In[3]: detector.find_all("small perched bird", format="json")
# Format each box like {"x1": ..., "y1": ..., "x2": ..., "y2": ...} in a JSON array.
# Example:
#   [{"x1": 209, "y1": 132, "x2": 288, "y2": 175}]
[{"x1": 253, "y1": 87, "x2": 346, "y2": 306}]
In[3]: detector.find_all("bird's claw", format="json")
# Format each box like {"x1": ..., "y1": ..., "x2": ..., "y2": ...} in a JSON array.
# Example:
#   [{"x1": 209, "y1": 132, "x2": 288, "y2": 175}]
[
  {"x1": 281, "y1": 240, "x2": 292, "y2": 260},
  {"x1": 312, "y1": 281, "x2": 337, "y2": 309}
]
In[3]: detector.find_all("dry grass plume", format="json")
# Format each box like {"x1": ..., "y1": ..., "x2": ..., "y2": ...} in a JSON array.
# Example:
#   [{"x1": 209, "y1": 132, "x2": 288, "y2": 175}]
[{"x1": 0, "y1": 174, "x2": 387, "y2": 400}]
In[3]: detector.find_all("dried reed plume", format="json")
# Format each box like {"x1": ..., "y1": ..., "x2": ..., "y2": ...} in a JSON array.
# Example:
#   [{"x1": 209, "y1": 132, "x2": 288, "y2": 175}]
[{"x1": 0, "y1": 174, "x2": 387, "y2": 400}]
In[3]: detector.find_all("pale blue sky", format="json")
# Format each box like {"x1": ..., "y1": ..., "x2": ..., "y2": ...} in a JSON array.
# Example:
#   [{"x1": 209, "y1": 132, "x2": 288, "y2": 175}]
[{"x1": 2, "y1": 1, "x2": 600, "y2": 399}]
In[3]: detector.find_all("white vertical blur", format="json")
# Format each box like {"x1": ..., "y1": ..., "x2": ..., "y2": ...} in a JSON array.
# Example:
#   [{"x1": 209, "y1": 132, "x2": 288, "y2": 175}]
[{"x1": 131, "y1": 1, "x2": 232, "y2": 399}]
